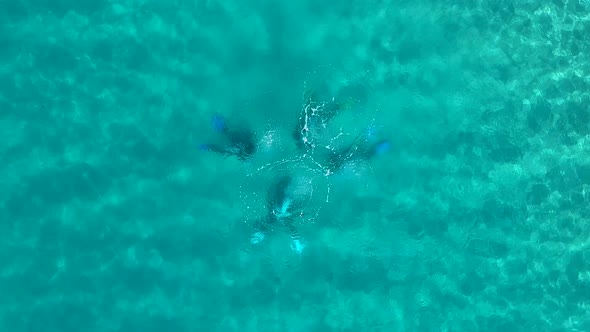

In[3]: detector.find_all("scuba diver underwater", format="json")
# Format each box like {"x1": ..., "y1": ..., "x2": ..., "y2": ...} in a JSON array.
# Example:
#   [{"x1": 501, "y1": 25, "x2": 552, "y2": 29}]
[
  {"x1": 199, "y1": 114, "x2": 257, "y2": 162},
  {"x1": 249, "y1": 175, "x2": 308, "y2": 254}
]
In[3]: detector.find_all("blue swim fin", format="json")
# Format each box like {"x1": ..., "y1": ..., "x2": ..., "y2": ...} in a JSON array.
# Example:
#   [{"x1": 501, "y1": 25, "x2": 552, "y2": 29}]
[
  {"x1": 371, "y1": 139, "x2": 391, "y2": 157},
  {"x1": 211, "y1": 114, "x2": 226, "y2": 133}
]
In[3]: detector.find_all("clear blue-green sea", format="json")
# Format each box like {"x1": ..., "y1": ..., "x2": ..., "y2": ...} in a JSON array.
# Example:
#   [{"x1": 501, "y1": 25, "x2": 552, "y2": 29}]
[{"x1": 2, "y1": 1, "x2": 590, "y2": 331}]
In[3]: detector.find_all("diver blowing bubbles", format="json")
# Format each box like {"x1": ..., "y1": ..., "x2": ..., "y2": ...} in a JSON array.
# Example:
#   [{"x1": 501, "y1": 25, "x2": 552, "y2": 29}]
[{"x1": 200, "y1": 88, "x2": 391, "y2": 254}]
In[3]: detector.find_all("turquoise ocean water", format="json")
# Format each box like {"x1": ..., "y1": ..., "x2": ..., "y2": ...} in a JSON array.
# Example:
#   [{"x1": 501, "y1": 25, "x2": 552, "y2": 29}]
[{"x1": 2, "y1": 0, "x2": 590, "y2": 331}]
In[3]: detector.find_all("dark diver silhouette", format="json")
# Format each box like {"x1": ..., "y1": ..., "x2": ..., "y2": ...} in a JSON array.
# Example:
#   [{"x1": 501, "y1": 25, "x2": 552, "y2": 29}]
[
  {"x1": 199, "y1": 114, "x2": 257, "y2": 161},
  {"x1": 250, "y1": 175, "x2": 306, "y2": 253}
]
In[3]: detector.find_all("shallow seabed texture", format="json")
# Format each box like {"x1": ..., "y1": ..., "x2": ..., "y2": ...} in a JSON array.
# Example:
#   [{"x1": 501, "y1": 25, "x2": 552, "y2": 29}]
[{"x1": 2, "y1": 0, "x2": 590, "y2": 331}]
